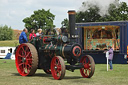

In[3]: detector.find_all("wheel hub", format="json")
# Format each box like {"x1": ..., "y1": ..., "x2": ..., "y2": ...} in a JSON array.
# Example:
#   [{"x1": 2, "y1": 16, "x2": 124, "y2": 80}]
[
  {"x1": 54, "y1": 66, "x2": 57, "y2": 70},
  {"x1": 84, "y1": 64, "x2": 89, "y2": 69},
  {"x1": 22, "y1": 57, "x2": 26, "y2": 62}
]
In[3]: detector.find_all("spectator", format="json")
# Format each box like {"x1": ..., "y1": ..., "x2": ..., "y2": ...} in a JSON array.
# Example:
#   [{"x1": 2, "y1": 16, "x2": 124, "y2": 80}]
[
  {"x1": 4, "y1": 48, "x2": 12, "y2": 59},
  {"x1": 108, "y1": 46, "x2": 114, "y2": 70},
  {"x1": 36, "y1": 29, "x2": 42, "y2": 36},
  {"x1": 29, "y1": 29, "x2": 36, "y2": 40},
  {"x1": 19, "y1": 28, "x2": 28, "y2": 44}
]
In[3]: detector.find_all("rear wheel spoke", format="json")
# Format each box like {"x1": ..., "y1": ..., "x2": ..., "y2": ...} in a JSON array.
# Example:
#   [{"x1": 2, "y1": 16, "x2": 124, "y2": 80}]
[
  {"x1": 22, "y1": 69, "x2": 25, "y2": 74},
  {"x1": 25, "y1": 46, "x2": 29, "y2": 52},
  {"x1": 21, "y1": 47, "x2": 26, "y2": 55},
  {"x1": 19, "y1": 63, "x2": 24, "y2": 67},
  {"x1": 18, "y1": 54, "x2": 24, "y2": 58},
  {"x1": 26, "y1": 52, "x2": 31, "y2": 58},
  {"x1": 27, "y1": 64, "x2": 31, "y2": 69}
]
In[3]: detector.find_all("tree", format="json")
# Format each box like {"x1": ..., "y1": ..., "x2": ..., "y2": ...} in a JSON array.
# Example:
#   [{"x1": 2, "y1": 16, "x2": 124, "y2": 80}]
[
  {"x1": 99, "y1": 2, "x2": 128, "y2": 21},
  {"x1": 23, "y1": 9, "x2": 55, "y2": 32},
  {"x1": 76, "y1": 1, "x2": 128, "y2": 22},
  {"x1": 0, "y1": 25, "x2": 13, "y2": 41},
  {"x1": 61, "y1": 18, "x2": 69, "y2": 30},
  {"x1": 76, "y1": 2, "x2": 101, "y2": 23}
]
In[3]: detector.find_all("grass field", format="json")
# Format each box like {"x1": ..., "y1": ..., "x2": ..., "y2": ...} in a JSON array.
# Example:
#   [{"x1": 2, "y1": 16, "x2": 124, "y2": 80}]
[
  {"x1": 0, "y1": 40, "x2": 19, "y2": 47},
  {"x1": 0, "y1": 59, "x2": 128, "y2": 85}
]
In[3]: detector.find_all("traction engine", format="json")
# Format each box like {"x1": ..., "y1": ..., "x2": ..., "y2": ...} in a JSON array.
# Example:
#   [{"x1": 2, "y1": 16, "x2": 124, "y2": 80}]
[{"x1": 15, "y1": 10, "x2": 95, "y2": 80}]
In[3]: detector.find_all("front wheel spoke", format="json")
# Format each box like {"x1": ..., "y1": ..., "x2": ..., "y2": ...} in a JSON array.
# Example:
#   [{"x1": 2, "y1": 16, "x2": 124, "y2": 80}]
[
  {"x1": 57, "y1": 65, "x2": 61, "y2": 70},
  {"x1": 87, "y1": 61, "x2": 90, "y2": 64},
  {"x1": 54, "y1": 70, "x2": 58, "y2": 76},
  {"x1": 86, "y1": 64, "x2": 90, "y2": 68},
  {"x1": 86, "y1": 71, "x2": 89, "y2": 76},
  {"x1": 54, "y1": 63, "x2": 57, "y2": 66},
  {"x1": 54, "y1": 60, "x2": 57, "y2": 65},
  {"x1": 88, "y1": 65, "x2": 91, "y2": 68},
  {"x1": 56, "y1": 70, "x2": 61, "y2": 76},
  {"x1": 83, "y1": 64, "x2": 87, "y2": 69},
  {"x1": 82, "y1": 58, "x2": 86, "y2": 63},
  {"x1": 81, "y1": 68, "x2": 84, "y2": 72},
  {"x1": 85, "y1": 69, "x2": 87, "y2": 74},
  {"x1": 88, "y1": 68, "x2": 91, "y2": 73},
  {"x1": 57, "y1": 60, "x2": 60, "y2": 65}
]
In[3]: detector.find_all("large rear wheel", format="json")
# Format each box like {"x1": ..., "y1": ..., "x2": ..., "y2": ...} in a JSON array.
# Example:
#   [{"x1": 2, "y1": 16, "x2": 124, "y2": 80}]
[
  {"x1": 80, "y1": 55, "x2": 95, "y2": 78},
  {"x1": 15, "y1": 43, "x2": 38, "y2": 76},
  {"x1": 51, "y1": 56, "x2": 65, "y2": 80}
]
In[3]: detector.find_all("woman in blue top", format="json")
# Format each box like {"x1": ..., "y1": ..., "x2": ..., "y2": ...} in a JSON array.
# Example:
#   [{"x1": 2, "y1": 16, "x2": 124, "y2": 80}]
[{"x1": 19, "y1": 28, "x2": 28, "y2": 44}]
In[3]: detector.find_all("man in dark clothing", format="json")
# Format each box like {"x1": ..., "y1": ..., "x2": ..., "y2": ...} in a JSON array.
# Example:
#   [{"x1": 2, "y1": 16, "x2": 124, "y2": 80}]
[{"x1": 19, "y1": 28, "x2": 28, "y2": 44}]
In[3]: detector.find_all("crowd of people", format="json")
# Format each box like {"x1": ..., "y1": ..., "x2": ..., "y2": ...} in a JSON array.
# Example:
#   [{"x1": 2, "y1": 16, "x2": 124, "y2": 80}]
[{"x1": 19, "y1": 28, "x2": 42, "y2": 44}]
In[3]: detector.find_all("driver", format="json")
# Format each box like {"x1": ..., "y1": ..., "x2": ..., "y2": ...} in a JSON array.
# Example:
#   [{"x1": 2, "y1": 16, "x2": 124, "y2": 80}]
[{"x1": 19, "y1": 28, "x2": 28, "y2": 44}]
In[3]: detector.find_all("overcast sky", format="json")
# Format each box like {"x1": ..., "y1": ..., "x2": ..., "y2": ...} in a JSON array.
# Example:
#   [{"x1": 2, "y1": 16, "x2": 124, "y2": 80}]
[{"x1": 0, "y1": 0, "x2": 127, "y2": 30}]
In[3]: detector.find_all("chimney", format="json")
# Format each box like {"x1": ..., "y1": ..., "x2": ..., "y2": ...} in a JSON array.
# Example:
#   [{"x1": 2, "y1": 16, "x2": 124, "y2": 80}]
[{"x1": 68, "y1": 10, "x2": 78, "y2": 43}]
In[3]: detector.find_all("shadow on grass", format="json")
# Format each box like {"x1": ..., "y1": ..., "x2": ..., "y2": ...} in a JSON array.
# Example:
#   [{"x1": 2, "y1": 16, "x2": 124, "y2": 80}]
[
  {"x1": 12, "y1": 73, "x2": 21, "y2": 76},
  {"x1": 33, "y1": 73, "x2": 52, "y2": 77},
  {"x1": 12, "y1": 73, "x2": 52, "y2": 77},
  {"x1": 12, "y1": 73, "x2": 88, "y2": 80},
  {"x1": 64, "y1": 76, "x2": 82, "y2": 80}
]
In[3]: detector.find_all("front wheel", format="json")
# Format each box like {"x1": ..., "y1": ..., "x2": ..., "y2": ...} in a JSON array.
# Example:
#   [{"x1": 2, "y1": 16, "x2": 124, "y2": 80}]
[
  {"x1": 51, "y1": 56, "x2": 65, "y2": 80},
  {"x1": 80, "y1": 55, "x2": 95, "y2": 78}
]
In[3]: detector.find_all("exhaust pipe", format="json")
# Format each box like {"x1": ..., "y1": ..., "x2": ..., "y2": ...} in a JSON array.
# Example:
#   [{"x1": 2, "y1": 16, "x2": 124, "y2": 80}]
[{"x1": 68, "y1": 10, "x2": 78, "y2": 43}]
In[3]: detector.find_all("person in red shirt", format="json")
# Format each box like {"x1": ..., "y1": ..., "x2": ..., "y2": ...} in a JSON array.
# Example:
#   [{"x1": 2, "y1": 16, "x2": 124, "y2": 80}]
[{"x1": 29, "y1": 29, "x2": 36, "y2": 40}]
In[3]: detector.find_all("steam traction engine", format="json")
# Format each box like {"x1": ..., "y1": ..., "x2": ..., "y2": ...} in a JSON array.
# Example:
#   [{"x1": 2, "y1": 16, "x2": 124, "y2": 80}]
[{"x1": 15, "y1": 10, "x2": 95, "y2": 80}]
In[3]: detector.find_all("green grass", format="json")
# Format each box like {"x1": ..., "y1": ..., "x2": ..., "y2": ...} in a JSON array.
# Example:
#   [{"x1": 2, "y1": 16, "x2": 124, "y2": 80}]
[
  {"x1": 0, "y1": 40, "x2": 19, "y2": 47},
  {"x1": 0, "y1": 59, "x2": 128, "y2": 85}
]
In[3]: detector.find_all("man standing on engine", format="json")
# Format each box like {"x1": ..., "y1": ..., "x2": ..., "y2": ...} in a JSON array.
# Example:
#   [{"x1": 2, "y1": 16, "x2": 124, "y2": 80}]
[{"x1": 19, "y1": 28, "x2": 28, "y2": 44}]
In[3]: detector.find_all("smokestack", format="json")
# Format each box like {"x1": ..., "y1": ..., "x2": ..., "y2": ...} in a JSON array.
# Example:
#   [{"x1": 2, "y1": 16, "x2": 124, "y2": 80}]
[{"x1": 68, "y1": 10, "x2": 78, "y2": 43}]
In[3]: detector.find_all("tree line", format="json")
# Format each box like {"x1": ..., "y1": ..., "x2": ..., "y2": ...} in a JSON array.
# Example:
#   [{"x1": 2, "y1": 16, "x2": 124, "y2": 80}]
[{"x1": 0, "y1": 25, "x2": 13, "y2": 41}]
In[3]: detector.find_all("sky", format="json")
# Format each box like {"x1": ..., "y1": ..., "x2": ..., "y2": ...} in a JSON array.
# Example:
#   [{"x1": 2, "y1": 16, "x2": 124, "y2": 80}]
[{"x1": 0, "y1": 0, "x2": 128, "y2": 30}]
